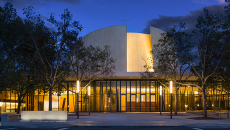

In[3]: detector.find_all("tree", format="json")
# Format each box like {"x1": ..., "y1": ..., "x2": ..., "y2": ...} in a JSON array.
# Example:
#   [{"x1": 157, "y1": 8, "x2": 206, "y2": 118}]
[
  {"x1": 26, "y1": 8, "x2": 82, "y2": 111},
  {"x1": 69, "y1": 44, "x2": 116, "y2": 89},
  {"x1": 187, "y1": 8, "x2": 226, "y2": 117},
  {"x1": 142, "y1": 23, "x2": 192, "y2": 115},
  {"x1": 0, "y1": 3, "x2": 46, "y2": 114},
  {"x1": 142, "y1": 8, "x2": 228, "y2": 118},
  {"x1": 68, "y1": 41, "x2": 116, "y2": 114},
  {"x1": 215, "y1": 0, "x2": 230, "y2": 108}
]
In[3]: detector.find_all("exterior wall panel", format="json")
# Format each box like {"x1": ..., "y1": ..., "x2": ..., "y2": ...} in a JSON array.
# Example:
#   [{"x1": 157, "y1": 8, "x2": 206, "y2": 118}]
[
  {"x1": 82, "y1": 25, "x2": 127, "y2": 75},
  {"x1": 149, "y1": 27, "x2": 166, "y2": 68},
  {"x1": 82, "y1": 25, "x2": 165, "y2": 77}
]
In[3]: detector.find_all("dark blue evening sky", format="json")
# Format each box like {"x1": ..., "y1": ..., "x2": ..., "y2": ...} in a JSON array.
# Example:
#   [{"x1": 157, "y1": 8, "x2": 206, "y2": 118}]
[{"x1": 0, "y1": 0, "x2": 227, "y2": 36}]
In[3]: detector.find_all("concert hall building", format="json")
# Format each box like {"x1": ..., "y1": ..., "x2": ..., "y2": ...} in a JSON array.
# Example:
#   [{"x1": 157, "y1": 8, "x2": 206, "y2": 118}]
[{"x1": 0, "y1": 25, "x2": 228, "y2": 113}]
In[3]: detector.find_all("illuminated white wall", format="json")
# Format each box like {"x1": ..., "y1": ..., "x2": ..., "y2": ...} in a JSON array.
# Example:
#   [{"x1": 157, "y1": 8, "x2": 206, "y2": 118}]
[
  {"x1": 127, "y1": 33, "x2": 153, "y2": 72},
  {"x1": 82, "y1": 25, "x2": 127, "y2": 76},
  {"x1": 82, "y1": 25, "x2": 165, "y2": 78}
]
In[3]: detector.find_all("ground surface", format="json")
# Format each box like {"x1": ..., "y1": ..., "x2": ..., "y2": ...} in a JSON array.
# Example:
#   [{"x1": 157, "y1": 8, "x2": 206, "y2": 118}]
[
  {"x1": 0, "y1": 127, "x2": 229, "y2": 130},
  {"x1": 1, "y1": 112, "x2": 230, "y2": 129}
]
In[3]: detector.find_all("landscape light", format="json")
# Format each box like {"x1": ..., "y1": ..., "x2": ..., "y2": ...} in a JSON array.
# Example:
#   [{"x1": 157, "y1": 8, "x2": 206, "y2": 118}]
[
  {"x1": 88, "y1": 86, "x2": 90, "y2": 96},
  {"x1": 170, "y1": 81, "x2": 172, "y2": 119},
  {"x1": 159, "y1": 85, "x2": 162, "y2": 115},
  {"x1": 76, "y1": 80, "x2": 80, "y2": 118},
  {"x1": 170, "y1": 81, "x2": 172, "y2": 93},
  {"x1": 77, "y1": 80, "x2": 79, "y2": 93},
  {"x1": 88, "y1": 86, "x2": 91, "y2": 115},
  {"x1": 160, "y1": 86, "x2": 162, "y2": 96}
]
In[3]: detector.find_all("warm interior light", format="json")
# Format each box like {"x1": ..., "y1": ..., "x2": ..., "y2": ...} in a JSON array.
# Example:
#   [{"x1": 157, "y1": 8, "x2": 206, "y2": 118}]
[
  {"x1": 0, "y1": 102, "x2": 3, "y2": 106},
  {"x1": 88, "y1": 86, "x2": 90, "y2": 96},
  {"x1": 170, "y1": 81, "x2": 172, "y2": 93},
  {"x1": 77, "y1": 80, "x2": 79, "y2": 93},
  {"x1": 127, "y1": 33, "x2": 153, "y2": 72},
  {"x1": 160, "y1": 85, "x2": 162, "y2": 96}
]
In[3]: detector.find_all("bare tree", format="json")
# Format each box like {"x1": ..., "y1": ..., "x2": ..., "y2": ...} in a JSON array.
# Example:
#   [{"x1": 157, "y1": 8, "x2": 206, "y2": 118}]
[
  {"x1": 26, "y1": 8, "x2": 82, "y2": 111},
  {"x1": 142, "y1": 8, "x2": 227, "y2": 118},
  {"x1": 142, "y1": 23, "x2": 194, "y2": 115},
  {"x1": 69, "y1": 43, "x2": 116, "y2": 91},
  {"x1": 67, "y1": 41, "x2": 115, "y2": 115}
]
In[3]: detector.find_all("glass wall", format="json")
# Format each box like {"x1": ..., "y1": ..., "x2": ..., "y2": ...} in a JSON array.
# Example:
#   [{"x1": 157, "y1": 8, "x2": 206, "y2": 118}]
[{"x1": 1, "y1": 80, "x2": 230, "y2": 113}]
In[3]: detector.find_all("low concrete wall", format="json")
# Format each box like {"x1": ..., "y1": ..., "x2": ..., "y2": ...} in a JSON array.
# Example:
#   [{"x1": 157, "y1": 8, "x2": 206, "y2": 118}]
[
  {"x1": 207, "y1": 111, "x2": 218, "y2": 116},
  {"x1": 219, "y1": 112, "x2": 229, "y2": 119},
  {"x1": 187, "y1": 111, "x2": 230, "y2": 119},
  {"x1": 1, "y1": 114, "x2": 21, "y2": 121},
  {"x1": 21, "y1": 111, "x2": 68, "y2": 121},
  {"x1": 186, "y1": 111, "x2": 203, "y2": 115}
]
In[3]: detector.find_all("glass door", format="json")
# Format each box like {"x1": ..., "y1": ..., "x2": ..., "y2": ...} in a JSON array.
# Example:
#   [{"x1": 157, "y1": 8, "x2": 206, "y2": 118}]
[
  {"x1": 101, "y1": 94, "x2": 106, "y2": 112},
  {"x1": 151, "y1": 95, "x2": 155, "y2": 111},
  {"x1": 141, "y1": 94, "x2": 146, "y2": 111},
  {"x1": 121, "y1": 95, "x2": 126, "y2": 111},
  {"x1": 111, "y1": 94, "x2": 117, "y2": 112},
  {"x1": 131, "y1": 95, "x2": 136, "y2": 112}
]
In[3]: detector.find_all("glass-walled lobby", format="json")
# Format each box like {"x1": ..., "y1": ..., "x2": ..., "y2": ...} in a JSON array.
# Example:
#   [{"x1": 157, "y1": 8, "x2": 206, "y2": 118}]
[{"x1": 0, "y1": 80, "x2": 229, "y2": 113}]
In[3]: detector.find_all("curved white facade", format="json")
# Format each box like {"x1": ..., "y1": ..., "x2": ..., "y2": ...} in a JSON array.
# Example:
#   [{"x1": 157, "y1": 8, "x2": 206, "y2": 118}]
[{"x1": 82, "y1": 25, "x2": 165, "y2": 78}]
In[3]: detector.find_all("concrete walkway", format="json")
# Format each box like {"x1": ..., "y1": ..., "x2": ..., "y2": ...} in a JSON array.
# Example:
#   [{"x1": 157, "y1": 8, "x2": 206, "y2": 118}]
[{"x1": 1, "y1": 112, "x2": 230, "y2": 128}]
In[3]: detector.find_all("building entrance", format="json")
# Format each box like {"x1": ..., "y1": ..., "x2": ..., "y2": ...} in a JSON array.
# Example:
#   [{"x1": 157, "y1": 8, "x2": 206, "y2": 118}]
[
  {"x1": 121, "y1": 95, "x2": 126, "y2": 111},
  {"x1": 151, "y1": 95, "x2": 156, "y2": 111},
  {"x1": 111, "y1": 94, "x2": 116, "y2": 112},
  {"x1": 101, "y1": 94, "x2": 107, "y2": 112},
  {"x1": 141, "y1": 94, "x2": 146, "y2": 111},
  {"x1": 131, "y1": 95, "x2": 136, "y2": 111}
]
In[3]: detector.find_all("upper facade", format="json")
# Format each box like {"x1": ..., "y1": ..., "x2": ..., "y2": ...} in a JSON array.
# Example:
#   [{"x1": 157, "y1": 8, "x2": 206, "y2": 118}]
[{"x1": 82, "y1": 25, "x2": 165, "y2": 78}]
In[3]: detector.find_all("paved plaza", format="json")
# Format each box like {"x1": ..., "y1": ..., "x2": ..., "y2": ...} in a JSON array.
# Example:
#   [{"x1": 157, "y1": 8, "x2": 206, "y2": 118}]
[{"x1": 0, "y1": 112, "x2": 230, "y2": 129}]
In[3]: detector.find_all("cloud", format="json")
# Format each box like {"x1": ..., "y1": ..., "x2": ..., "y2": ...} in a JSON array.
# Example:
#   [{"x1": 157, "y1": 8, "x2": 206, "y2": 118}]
[
  {"x1": 0, "y1": 0, "x2": 81, "y2": 8},
  {"x1": 217, "y1": 0, "x2": 225, "y2": 3},
  {"x1": 0, "y1": 0, "x2": 40, "y2": 8},
  {"x1": 189, "y1": 0, "x2": 210, "y2": 4},
  {"x1": 143, "y1": 4, "x2": 227, "y2": 33},
  {"x1": 48, "y1": 0, "x2": 80, "y2": 4},
  {"x1": 40, "y1": 15, "x2": 49, "y2": 20}
]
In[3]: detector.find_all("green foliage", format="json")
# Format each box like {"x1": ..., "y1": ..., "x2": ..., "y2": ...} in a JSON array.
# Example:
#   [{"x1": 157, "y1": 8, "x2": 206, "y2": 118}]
[
  {"x1": 142, "y1": 4, "x2": 230, "y2": 117},
  {"x1": 0, "y1": 2, "x2": 49, "y2": 113},
  {"x1": 0, "y1": 2, "x2": 116, "y2": 112},
  {"x1": 69, "y1": 43, "x2": 116, "y2": 92}
]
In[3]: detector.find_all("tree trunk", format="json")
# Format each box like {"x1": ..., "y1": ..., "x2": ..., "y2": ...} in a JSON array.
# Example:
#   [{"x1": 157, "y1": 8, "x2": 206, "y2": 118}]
[
  {"x1": 49, "y1": 86, "x2": 53, "y2": 111},
  {"x1": 202, "y1": 84, "x2": 207, "y2": 118},
  {"x1": 174, "y1": 81, "x2": 177, "y2": 115},
  {"x1": 17, "y1": 95, "x2": 22, "y2": 114}
]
